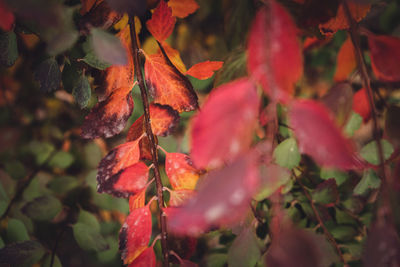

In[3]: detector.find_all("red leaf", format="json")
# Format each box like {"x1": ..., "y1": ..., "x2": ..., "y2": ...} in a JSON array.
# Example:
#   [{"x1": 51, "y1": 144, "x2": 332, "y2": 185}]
[
  {"x1": 97, "y1": 162, "x2": 149, "y2": 198},
  {"x1": 126, "y1": 115, "x2": 153, "y2": 161},
  {"x1": 146, "y1": 0, "x2": 176, "y2": 43},
  {"x1": 97, "y1": 140, "x2": 141, "y2": 195},
  {"x1": 168, "y1": 0, "x2": 199, "y2": 18},
  {"x1": 128, "y1": 247, "x2": 156, "y2": 267},
  {"x1": 247, "y1": 1, "x2": 303, "y2": 103},
  {"x1": 186, "y1": 61, "x2": 224, "y2": 80},
  {"x1": 120, "y1": 206, "x2": 152, "y2": 264},
  {"x1": 144, "y1": 50, "x2": 198, "y2": 112},
  {"x1": 352, "y1": 88, "x2": 371, "y2": 122},
  {"x1": 289, "y1": 99, "x2": 365, "y2": 170},
  {"x1": 167, "y1": 155, "x2": 259, "y2": 235},
  {"x1": 169, "y1": 189, "x2": 196, "y2": 207},
  {"x1": 96, "y1": 24, "x2": 134, "y2": 101},
  {"x1": 191, "y1": 78, "x2": 259, "y2": 169},
  {"x1": 0, "y1": 0, "x2": 14, "y2": 31},
  {"x1": 81, "y1": 86, "x2": 134, "y2": 139},
  {"x1": 368, "y1": 33, "x2": 400, "y2": 82},
  {"x1": 165, "y1": 153, "x2": 201, "y2": 190}
]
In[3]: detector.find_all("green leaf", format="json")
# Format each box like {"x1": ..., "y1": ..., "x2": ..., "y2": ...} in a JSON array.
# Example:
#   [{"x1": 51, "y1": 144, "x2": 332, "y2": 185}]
[
  {"x1": 360, "y1": 139, "x2": 394, "y2": 165},
  {"x1": 34, "y1": 58, "x2": 61, "y2": 93},
  {"x1": 0, "y1": 31, "x2": 18, "y2": 67},
  {"x1": 73, "y1": 222, "x2": 109, "y2": 252},
  {"x1": 206, "y1": 253, "x2": 227, "y2": 267},
  {"x1": 62, "y1": 62, "x2": 81, "y2": 93},
  {"x1": 4, "y1": 160, "x2": 26, "y2": 180},
  {"x1": 77, "y1": 209, "x2": 100, "y2": 232},
  {"x1": 82, "y1": 49, "x2": 111, "y2": 70},
  {"x1": 21, "y1": 195, "x2": 62, "y2": 221},
  {"x1": 48, "y1": 176, "x2": 79, "y2": 194},
  {"x1": 91, "y1": 28, "x2": 128, "y2": 66},
  {"x1": 0, "y1": 181, "x2": 10, "y2": 217},
  {"x1": 273, "y1": 138, "x2": 301, "y2": 169},
  {"x1": 354, "y1": 169, "x2": 381, "y2": 195},
  {"x1": 311, "y1": 179, "x2": 339, "y2": 206},
  {"x1": 330, "y1": 225, "x2": 357, "y2": 241},
  {"x1": 48, "y1": 151, "x2": 74, "y2": 169},
  {"x1": 0, "y1": 241, "x2": 45, "y2": 267},
  {"x1": 227, "y1": 228, "x2": 261, "y2": 267},
  {"x1": 72, "y1": 76, "x2": 91, "y2": 109},
  {"x1": 97, "y1": 236, "x2": 119, "y2": 263},
  {"x1": 320, "y1": 168, "x2": 348, "y2": 186},
  {"x1": 255, "y1": 164, "x2": 291, "y2": 201},
  {"x1": 84, "y1": 142, "x2": 103, "y2": 168},
  {"x1": 28, "y1": 141, "x2": 55, "y2": 165},
  {"x1": 344, "y1": 112, "x2": 362, "y2": 137},
  {"x1": 6, "y1": 218, "x2": 29, "y2": 242}
]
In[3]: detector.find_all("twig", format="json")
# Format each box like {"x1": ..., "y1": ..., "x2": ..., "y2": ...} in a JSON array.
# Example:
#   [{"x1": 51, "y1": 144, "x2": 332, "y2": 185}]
[
  {"x1": 50, "y1": 226, "x2": 66, "y2": 267},
  {"x1": 342, "y1": 0, "x2": 391, "y2": 223},
  {"x1": 128, "y1": 17, "x2": 169, "y2": 267},
  {"x1": 0, "y1": 149, "x2": 58, "y2": 221},
  {"x1": 294, "y1": 172, "x2": 346, "y2": 264}
]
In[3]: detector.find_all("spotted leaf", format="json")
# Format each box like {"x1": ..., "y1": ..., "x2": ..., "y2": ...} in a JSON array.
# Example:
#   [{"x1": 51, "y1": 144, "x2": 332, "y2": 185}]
[
  {"x1": 146, "y1": 0, "x2": 175, "y2": 43},
  {"x1": 167, "y1": 154, "x2": 259, "y2": 235},
  {"x1": 289, "y1": 99, "x2": 365, "y2": 170},
  {"x1": 128, "y1": 247, "x2": 156, "y2": 267},
  {"x1": 165, "y1": 153, "x2": 201, "y2": 190},
  {"x1": 247, "y1": 1, "x2": 303, "y2": 103},
  {"x1": 119, "y1": 205, "x2": 152, "y2": 264},
  {"x1": 168, "y1": 0, "x2": 199, "y2": 18},
  {"x1": 144, "y1": 50, "x2": 198, "y2": 112},
  {"x1": 81, "y1": 85, "x2": 134, "y2": 139},
  {"x1": 191, "y1": 78, "x2": 259, "y2": 169},
  {"x1": 186, "y1": 61, "x2": 224, "y2": 80},
  {"x1": 97, "y1": 140, "x2": 141, "y2": 194}
]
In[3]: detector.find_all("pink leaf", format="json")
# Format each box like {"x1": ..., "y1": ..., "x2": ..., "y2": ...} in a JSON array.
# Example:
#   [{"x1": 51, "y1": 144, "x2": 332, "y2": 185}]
[
  {"x1": 191, "y1": 78, "x2": 260, "y2": 169},
  {"x1": 247, "y1": 1, "x2": 303, "y2": 104},
  {"x1": 167, "y1": 154, "x2": 259, "y2": 235},
  {"x1": 289, "y1": 99, "x2": 365, "y2": 170}
]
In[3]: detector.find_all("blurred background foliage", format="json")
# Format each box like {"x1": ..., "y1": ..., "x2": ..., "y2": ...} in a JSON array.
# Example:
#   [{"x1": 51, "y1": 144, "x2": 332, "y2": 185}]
[{"x1": 1, "y1": 0, "x2": 400, "y2": 266}]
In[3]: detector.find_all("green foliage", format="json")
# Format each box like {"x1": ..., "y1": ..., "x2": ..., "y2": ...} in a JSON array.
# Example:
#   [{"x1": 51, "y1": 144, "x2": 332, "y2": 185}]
[
  {"x1": 273, "y1": 137, "x2": 301, "y2": 169},
  {"x1": 360, "y1": 139, "x2": 394, "y2": 165}
]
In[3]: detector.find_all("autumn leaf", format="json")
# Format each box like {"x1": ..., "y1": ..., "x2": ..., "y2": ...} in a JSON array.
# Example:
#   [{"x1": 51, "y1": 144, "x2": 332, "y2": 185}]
[
  {"x1": 167, "y1": 154, "x2": 259, "y2": 235},
  {"x1": 169, "y1": 189, "x2": 196, "y2": 207},
  {"x1": 95, "y1": 24, "x2": 134, "y2": 101},
  {"x1": 353, "y1": 88, "x2": 371, "y2": 122},
  {"x1": 165, "y1": 153, "x2": 201, "y2": 190},
  {"x1": 368, "y1": 33, "x2": 400, "y2": 82},
  {"x1": 129, "y1": 188, "x2": 146, "y2": 211},
  {"x1": 97, "y1": 140, "x2": 141, "y2": 195},
  {"x1": 191, "y1": 78, "x2": 259, "y2": 169},
  {"x1": 128, "y1": 247, "x2": 156, "y2": 267},
  {"x1": 120, "y1": 205, "x2": 152, "y2": 264},
  {"x1": 126, "y1": 115, "x2": 153, "y2": 160},
  {"x1": 0, "y1": 0, "x2": 14, "y2": 31},
  {"x1": 146, "y1": 0, "x2": 176, "y2": 43},
  {"x1": 98, "y1": 162, "x2": 149, "y2": 198},
  {"x1": 319, "y1": 2, "x2": 370, "y2": 35},
  {"x1": 186, "y1": 61, "x2": 224, "y2": 80},
  {"x1": 247, "y1": 1, "x2": 303, "y2": 104},
  {"x1": 334, "y1": 36, "x2": 356, "y2": 81},
  {"x1": 289, "y1": 99, "x2": 366, "y2": 170},
  {"x1": 149, "y1": 103, "x2": 180, "y2": 136},
  {"x1": 81, "y1": 85, "x2": 134, "y2": 139},
  {"x1": 168, "y1": 0, "x2": 199, "y2": 18},
  {"x1": 144, "y1": 50, "x2": 198, "y2": 112},
  {"x1": 162, "y1": 42, "x2": 187, "y2": 74}
]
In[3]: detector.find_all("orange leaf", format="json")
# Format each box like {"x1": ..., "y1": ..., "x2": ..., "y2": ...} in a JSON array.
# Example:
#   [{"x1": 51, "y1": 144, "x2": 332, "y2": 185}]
[
  {"x1": 162, "y1": 42, "x2": 187, "y2": 74},
  {"x1": 80, "y1": 0, "x2": 102, "y2": 15},
  {"x1": 149, "y1": 103, "x2": 180, "y2": 136},
  {"x1": 129, "y1": 189, "x2": 146, "y2": 211},
  {"x1": 334, "y1": 36, "x2": 356, "y2": 81},
  {"x1": 368, "y1": 33, "x2": 400, "y2": 82},
  {"x1": 98, "y1": 162, "x2": 149, "y2": 198},
  {"x1": 0, "y1": 0, "x2": 14, "y2": 31},
  {"x1": 247, "y1": 1, "x2": 303, "y2": 104},
  {"x1": 126, "y1": 115, "x2": 153, "y2": 160},
  {"x1": 165, "y1": 153, "x2": 201, "y2": 190},
  {"x1": 96, "y1": 24, "x2": 134, "y2": 101},
  {"x1": 169, "y1": 189, "x2": 196, "y2": 207},
  {"x1": 97, "y1": 140, "x2": 141, "y2": 194},
  {"x1": 120, "y1": 206, "x2": 152, "y2": 264},
  {"x1": 81, "y1": 85, "x2": 134, "y2": 139},
  {"x1": 144, "y1": 50, "x2": 198, "y2": 112},
  {"x1": 128, "y1": 247, "x2": 156, "y2": 267},
  {"x1": 146, "y1": 0, "x2": 176, "y2": 43},
  {"x1": 186, "y1": 61, "x2": 224, "y2": 80},
  {"x1": 319, "y1": 2, "x2": 370, "y2": 35},
  {"x1": 352, "y1": 88, "x2": 371, "y2": 122},
  {"x1": 168, "y1": 0, "x2": 199, "y2": 19}
]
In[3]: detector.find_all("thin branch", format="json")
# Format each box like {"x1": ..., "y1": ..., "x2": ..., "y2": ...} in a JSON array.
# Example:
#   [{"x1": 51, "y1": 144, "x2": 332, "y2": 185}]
[
  {"x1": 294, "y1": 172, "x2": 346, "y2": 264},
  {"x1": 1, "y1": 149, "x2": 58, "y2": 221},
  {"x1": 50, "y1": 226, "x2": 66, "y2": 267},
  {"x1": 342, "y1": 0, "x2": 391, "y2": 222},
  {"x1": 128, "y1": 17, "x2": 169, "y2": 267}
]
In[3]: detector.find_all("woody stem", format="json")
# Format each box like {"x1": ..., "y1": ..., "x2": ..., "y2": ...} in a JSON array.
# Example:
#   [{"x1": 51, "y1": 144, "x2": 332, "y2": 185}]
[{"x1": 129, "y1": 17, "x2": 169, "y2": 267}]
